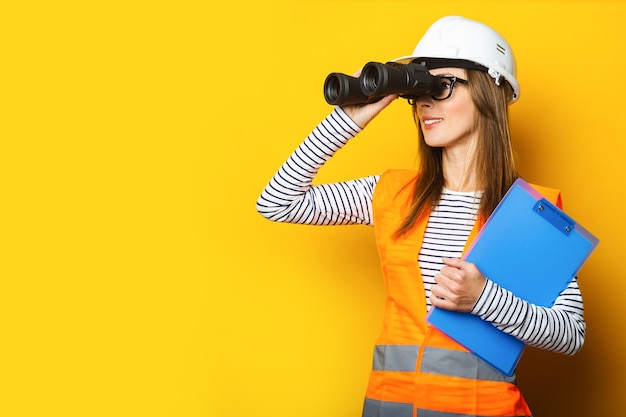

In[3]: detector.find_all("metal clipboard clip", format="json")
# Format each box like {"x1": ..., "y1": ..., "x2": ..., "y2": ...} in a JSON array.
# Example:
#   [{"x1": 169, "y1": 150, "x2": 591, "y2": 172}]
[{"x1": 533, "y1": 198, "x2": 575, "y2": 236}]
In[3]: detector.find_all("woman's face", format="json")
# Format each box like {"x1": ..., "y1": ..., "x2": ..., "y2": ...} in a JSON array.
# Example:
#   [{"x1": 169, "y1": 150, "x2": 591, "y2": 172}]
[{"x1": 415, "y1": 67, "x2": 476, "y2": 152}]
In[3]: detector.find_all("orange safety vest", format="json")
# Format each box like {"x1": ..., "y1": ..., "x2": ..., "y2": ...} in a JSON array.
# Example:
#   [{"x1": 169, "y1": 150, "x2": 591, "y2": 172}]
[{"x1": 366, "y1": 169, "x2": 561, "y2": 417}]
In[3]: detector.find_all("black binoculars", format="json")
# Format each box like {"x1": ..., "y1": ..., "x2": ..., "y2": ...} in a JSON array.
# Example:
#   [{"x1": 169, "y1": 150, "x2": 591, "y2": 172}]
[{"x1": 323, "y1": 61, "x2": 443, "y2": 106}]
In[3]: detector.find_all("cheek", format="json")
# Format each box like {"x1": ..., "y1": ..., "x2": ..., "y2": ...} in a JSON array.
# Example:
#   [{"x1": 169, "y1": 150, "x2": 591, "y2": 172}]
[
  {"x1": 451, "y1": 99, "x2": 476, "y2": 128},
  {"x1": 450, "y1": 94, "x2": 473, "y2": 112}
]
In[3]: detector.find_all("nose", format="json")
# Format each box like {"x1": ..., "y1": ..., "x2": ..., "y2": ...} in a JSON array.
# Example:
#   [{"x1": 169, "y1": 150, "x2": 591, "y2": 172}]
[{"x1": 414, "y1": 95, "x2": 433, "y2": 108}]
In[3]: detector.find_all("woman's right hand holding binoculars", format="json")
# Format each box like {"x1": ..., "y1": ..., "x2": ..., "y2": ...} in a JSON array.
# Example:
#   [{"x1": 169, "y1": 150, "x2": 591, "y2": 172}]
[{"x1": 340, "y1": 69, "x2": 398, "y2": 129}]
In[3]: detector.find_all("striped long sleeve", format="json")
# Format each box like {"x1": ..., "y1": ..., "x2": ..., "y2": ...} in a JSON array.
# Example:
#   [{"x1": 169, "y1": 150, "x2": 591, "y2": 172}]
[
  {"x1": 471, "y1": 278, "x2": 586, "y2": 355},
  {"x1": 256, "y1": 107, "x2": 379, "y2": 226}
]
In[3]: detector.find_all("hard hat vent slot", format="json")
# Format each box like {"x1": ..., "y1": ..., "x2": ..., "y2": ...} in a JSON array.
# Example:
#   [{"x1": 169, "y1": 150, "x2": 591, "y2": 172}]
[{"x1": 496, "y1": 44, "x2": 506, "y2": 55}]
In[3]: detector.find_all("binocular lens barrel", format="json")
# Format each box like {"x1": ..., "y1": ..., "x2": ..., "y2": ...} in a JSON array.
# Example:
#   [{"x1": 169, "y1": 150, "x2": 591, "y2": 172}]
[
  {"x1": 360, "y1": 62, "x2": 404, "y2": 97},
  {"x1": 324, "y1": 73, "x2": 371, "y2": 106},
  {"x1": 323, "y1": 61, "x2": 441, "y2": 106},
  {"x1": 361, "y1": 61, "x2": 437, "y2": 98}
]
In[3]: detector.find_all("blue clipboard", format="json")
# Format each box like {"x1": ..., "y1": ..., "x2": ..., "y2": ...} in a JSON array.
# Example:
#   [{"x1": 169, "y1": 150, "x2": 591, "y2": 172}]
[{"x1": 426, "y1": 178, "x2": 599, "y2": 376}]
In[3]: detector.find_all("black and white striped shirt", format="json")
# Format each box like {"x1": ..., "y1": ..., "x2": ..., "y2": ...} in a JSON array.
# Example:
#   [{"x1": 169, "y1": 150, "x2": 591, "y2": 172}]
[
  {"x1": 420, "y1": 190, "x2": 482, "y2": 309},
  {"x1": 257, "y1": 107, "x2": 585, "y2": 355}
]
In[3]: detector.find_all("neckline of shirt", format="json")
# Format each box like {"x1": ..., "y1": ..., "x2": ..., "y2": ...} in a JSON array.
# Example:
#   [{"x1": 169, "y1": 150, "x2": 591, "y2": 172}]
[{"x1": 443, "y1": 188, "x2": 484, "y2": 197}]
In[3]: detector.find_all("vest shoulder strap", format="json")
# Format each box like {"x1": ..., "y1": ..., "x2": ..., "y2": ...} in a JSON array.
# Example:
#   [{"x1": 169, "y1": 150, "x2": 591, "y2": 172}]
[
  {"x1": 528, "y1": 182, "x2": 563, "y2": 209},
  {"x1": 373, "y1": 169, "x2": 419, "y2": 203}
]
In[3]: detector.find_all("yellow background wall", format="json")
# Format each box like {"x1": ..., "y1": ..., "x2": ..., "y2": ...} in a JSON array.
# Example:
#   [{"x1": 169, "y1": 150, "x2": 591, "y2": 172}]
[{"x1": 3, "y1": 1, "x2": 625, "y2": 416}]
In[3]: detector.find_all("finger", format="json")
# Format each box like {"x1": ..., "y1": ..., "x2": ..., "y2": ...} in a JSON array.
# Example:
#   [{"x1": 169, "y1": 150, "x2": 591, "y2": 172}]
[
  {"x1": 435, "y1": 272, "x2": 462, "y2": 296},
  {"x1": 430, "y1": 290, "x2": 455, "y2": 309},
  {"x1": 431, "y1": 282, "x2": 453, "y2": 300},
  {"x1": 442, "y1": 257, "x2": 464, "y2": 268},
  {"x1": 346, "y1": 94, "x2": 398, "y2": 128},
  {"x1": 429, "y1": 292, "x2": 445, "y2": 307},
  {"x1": 443, "y1": 257, "x2": 479, "y2": 275},
  {"x1": 439, "y1": 265, "x2": 465, "y2": 284}
]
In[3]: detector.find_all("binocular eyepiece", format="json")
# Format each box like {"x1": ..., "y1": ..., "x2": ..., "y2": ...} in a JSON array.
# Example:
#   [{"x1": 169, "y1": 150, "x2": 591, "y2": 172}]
[{"x1": 324, "y1": 61, "x2": 443, "y2": 106}]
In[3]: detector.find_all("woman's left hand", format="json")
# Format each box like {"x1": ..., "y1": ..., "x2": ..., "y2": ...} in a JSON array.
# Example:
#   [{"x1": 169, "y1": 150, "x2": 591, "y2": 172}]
[{"x1": 430, "y1": 257, "x2": 487, "y2": 312}]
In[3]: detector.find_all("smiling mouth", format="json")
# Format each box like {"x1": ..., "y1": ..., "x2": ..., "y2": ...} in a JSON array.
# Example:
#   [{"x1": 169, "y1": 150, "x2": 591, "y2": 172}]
[{"x1": 423, "y1": 118, "x2": 442, "y2": 126}]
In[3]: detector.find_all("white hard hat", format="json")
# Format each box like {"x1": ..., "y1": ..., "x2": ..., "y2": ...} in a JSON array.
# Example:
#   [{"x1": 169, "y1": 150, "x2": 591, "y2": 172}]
[{"x1": 395, "y1": 16, "x2": 520, "y2": 103}]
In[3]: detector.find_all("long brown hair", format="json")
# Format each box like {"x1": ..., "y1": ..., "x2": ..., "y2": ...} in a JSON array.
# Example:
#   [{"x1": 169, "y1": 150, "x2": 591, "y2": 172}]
[{"x1": 394, "y1": 69, "x2": 517, "y2": 237}]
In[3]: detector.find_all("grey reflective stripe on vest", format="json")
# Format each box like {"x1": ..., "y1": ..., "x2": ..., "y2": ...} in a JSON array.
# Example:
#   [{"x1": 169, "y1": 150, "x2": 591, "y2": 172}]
[
  {"x1": 372, "y1": 344, "x2": 516, "y2": 383},
  {"x1": 420, "y1": 346, "x2": 517, "y2": 384},
  {"x1": 373, "y1": 345, "x2": 419, "y2": 371},
  {"x1": 363, "y1": 398, "x2": 413, "y2": 417},
  {"x1": 416, "y1": 409, "x2": 531, "y2": 417}
]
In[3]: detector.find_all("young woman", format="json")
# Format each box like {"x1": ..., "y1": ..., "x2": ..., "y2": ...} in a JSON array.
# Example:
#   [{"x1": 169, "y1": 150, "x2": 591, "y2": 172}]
[{"x1": 256, "y1": 16, "x2": 585, "y2": 417}]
